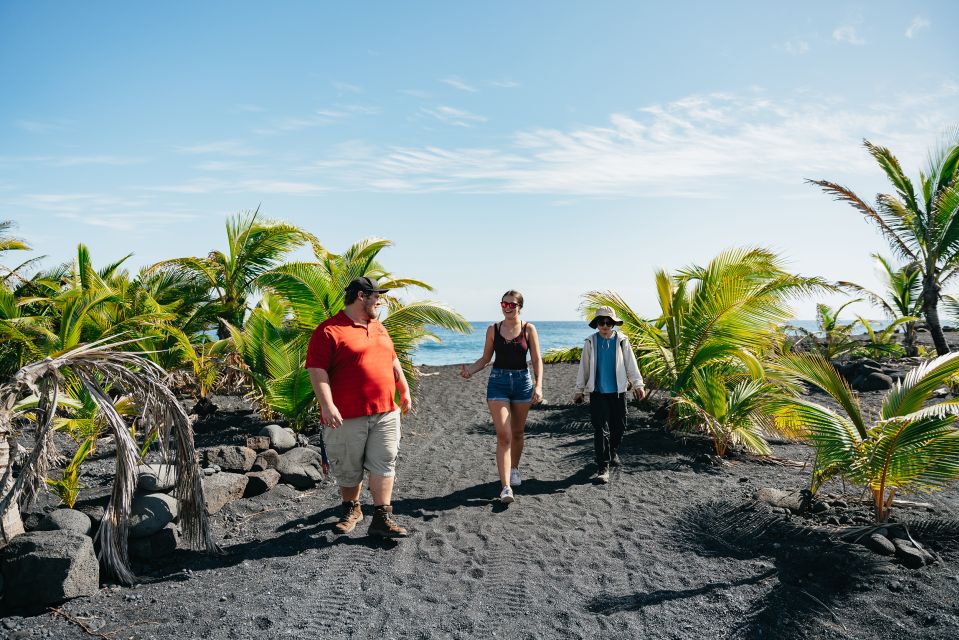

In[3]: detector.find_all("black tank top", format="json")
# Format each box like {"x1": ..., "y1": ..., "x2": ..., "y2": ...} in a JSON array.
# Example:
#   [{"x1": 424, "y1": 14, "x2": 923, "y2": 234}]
[{"x1": 492, "y1": 322, "x2": 529, "y2": 370}]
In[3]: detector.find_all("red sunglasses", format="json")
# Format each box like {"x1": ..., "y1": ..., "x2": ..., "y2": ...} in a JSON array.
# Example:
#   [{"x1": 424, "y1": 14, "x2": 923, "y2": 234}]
[{"x1": 500, "y1": 301, "x2": 520, "y2": 309}]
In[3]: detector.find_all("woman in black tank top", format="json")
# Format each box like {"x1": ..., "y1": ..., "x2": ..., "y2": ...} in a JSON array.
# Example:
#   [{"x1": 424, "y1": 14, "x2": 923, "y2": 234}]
[{"x1": 460, "y1": 290, "x2": 544, "y2": 504}]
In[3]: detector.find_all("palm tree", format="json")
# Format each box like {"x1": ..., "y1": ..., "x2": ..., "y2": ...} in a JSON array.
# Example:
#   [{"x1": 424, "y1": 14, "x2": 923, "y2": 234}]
[
  {"x1": 808, "y1": 136, "x2": 959, "y2": 355},
  {"x1": 0, "y1": 220, "x2": 41, "y2": 285},
  {"x1": 774, "y1": 352, "x2": 959, "y2": 522},
  {"x1": 838, "y1": 254, "x2": 922, "y2": 356},
  {"x1": 0, "y1": 338, "x2": 217, "y2": 582},
  {"x1": 231, "y1": 238, "x2": 470, "y2": 428},
  {"x1": 788, "y1": 301, "x2": 862, "y2": 360},
  {"x1": 149, "y1": 209, "x2": 319, "y2": 339},
  {"x1": 584, "y1": 248, "x2": 827, "y2": 456}
]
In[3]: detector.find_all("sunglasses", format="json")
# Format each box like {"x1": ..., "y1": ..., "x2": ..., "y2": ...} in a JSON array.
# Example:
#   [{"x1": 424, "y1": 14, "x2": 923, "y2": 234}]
[
  {"x1": 596, "y1": 318, "x2": 616, "y2": 327},
  {"x1": 500, "y1": 301, "x2": 520, "y2": 309}
]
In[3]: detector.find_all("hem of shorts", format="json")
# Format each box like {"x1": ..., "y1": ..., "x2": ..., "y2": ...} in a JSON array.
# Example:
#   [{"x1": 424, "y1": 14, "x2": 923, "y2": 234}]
[
  {"x1": 486, "y1": 397, "x2": 532, "y2": 404},
  {"x1": 362, "y1": 469, "x2": 396, "y2": 478}
]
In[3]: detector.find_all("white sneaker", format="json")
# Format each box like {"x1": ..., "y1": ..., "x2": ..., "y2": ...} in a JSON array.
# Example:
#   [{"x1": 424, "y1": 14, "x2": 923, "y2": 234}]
[
  {"x1": 510, "y1": 467, "x2": 522, "y2": 487},
  {"x1": 500, "y1": 486, "x2": 515, "y2": 504}
]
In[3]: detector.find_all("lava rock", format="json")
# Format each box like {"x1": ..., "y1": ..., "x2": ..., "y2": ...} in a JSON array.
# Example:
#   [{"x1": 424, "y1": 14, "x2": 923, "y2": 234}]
[
  {"x1": 129, "y1": 523, "x2": 180, "y2": 560},
  {"x1": 0, "y1": 530, "x2": 99, "y2": 609},
  {"x1": 864, "y1": 533, "x2": 896, "y2": 555},
  {"x1": 276, "y1": 447, "x2": 326, "y2": 489},
  {"x1": 893, "y1": 538, "x2": 932, "y2": 568},
  {"x1": 129, "y1": 493, "x2": 179, "y2": 538},
  {"x1": 203, "y1": 446, "x2": 257, "y2": 473},
  {"x1": 260, "y1": 424, "x2": 297, "y2": 452},
  {"x1": 246, "y1": 436, "x2": 271, "y2": 452},
  {"x1": 202, "y1": 472, "x2": 249, "y2": 514},
  {"x1": 137, "y1": 463, "x2": 177, "y2": 492},
  {"x1": 851, "y1": 372, "x2": 893, "y2": 392},
  {"x1": 244, "y1": 469, "x2": 281, "y2": 497},
  {"x1": 753, "y1": 488, "x2": 813, "y2": 513},
  {"x1": 37, "y1": 509, "x2": 92, "y2": 536},
  {"x1": 251, "y1": 449, "x2": 280, "y2": 472}
]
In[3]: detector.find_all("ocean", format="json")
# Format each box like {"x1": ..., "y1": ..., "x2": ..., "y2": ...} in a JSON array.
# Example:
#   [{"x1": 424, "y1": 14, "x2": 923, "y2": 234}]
[{"x1": 411, "y1": 319, "x2": 887, "y2": 366}]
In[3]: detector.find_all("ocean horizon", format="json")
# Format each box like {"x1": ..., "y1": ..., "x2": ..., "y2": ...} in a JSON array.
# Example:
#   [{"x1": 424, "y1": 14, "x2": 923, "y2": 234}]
[{"x1": 412, "y1": 318, "x2": 891, "y2": 366}]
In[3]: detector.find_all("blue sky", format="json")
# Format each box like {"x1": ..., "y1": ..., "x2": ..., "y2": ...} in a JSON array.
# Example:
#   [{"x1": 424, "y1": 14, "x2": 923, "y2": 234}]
[{"x1": 2, "y1": 1, "x2": 958, "y2": 320}]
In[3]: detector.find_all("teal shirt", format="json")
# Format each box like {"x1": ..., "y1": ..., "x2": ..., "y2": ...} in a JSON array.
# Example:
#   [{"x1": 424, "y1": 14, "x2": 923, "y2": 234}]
[{"x1": 595, "y1": 332, "x2": 618, "y2": 393}]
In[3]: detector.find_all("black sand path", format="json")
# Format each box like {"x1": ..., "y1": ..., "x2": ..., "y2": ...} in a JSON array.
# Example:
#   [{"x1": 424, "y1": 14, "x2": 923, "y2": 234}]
[{"x1": 5, "y1": 363, "x2": 959, "y2": 639}]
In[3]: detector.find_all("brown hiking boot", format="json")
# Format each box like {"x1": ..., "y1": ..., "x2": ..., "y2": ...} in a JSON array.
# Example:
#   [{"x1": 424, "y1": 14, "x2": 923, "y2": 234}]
[
  {"x1": 333, "y1": 500, "x2": 363, "y2": 534},
  {"x1": 367, "y1": 505, "x2": 408, "y2": 539}
]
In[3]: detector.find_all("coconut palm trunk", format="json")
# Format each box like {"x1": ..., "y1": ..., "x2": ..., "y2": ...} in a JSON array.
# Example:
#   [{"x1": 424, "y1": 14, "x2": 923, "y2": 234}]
[
  {"x1": 923, "y1": 275, "x2": 950, "y2": 355},
  {"x1": 0, "y1": 436, "x2": 24, "y2": 544}
]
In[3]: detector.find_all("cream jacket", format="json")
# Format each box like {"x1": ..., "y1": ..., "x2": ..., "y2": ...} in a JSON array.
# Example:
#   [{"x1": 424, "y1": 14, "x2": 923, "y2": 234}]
[{"x1": 574, "y1": 331, "x2": 645, "y2": 394}]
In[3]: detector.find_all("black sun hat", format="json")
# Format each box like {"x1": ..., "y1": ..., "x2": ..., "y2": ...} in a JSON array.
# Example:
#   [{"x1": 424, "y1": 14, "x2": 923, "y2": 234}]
[{"x1": 345, "y1": 276, "x2": 390, "y2": 294}]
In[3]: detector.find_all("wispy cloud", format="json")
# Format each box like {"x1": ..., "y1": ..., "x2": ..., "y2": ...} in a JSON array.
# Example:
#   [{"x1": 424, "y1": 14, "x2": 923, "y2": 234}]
[
  {"x1": 905, "y1": 16, "x2": 930, "y2": 38},
  {"x1": 232, "y1": 103, "x2": 265, "y2": 113},
  {"x1": 440, "y1": 76, "x2": 478, "y2": 93},
  {"x1": 400, "y1": 89, "x2": 432, "y2": 99},
  {"x1": 833, "y1": 25, "x2": 866, "y2": 45},
  {"x1": 0, "y1": 155, "x2": 148, "y2": 167},
  {"x1": 333, "y1": 81, "x2": 362, "y2": 94},
  {"x1": 142, "y1": 178, "x2": 327, "y2": 195},
  {"x1": 3, "y1": 192, "x2": 196, "y2": 231},
  {"x1": 252, "y1": 104, "x2": 378, "y2": 135},
  {"x1": 176, "y1": 139, "x2": 258, "y2": 156},
  {"x1": 312, "y1": 87, "x2": 957, "y2": 196},
  {"x1": 489, "y1": 79, "x2": 521, "y2": 88},
  {"x1": 781, "y1": 39, "x2": 809, "y2": 55},
  {"x1": 419, "y1": 105, "x2": 488, "y2": 128},
  {"x1": 14, "y1": 118, "x2": 72, "y2": 134}
]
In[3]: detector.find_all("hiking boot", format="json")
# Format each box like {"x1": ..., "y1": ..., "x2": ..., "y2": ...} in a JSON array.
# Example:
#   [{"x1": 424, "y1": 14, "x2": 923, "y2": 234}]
[
  {"x1": 368, "y1": 505, "x2": 408, "y2": 539},
  {"x1": 595, "y1": 467, "x2": 610, "y2": 484},
  {"x1": 611, "y1": 452, "x2": 621, "y2": 467},
  {"x1": 333, "y1": 500, "x2": 363, "y2": 534},
  {"x1": 500, "y1": 486, "x2": 515, "y2": 504},
  {"x1": 509, "y1": 467, "x2": 522, "y2": 487}
]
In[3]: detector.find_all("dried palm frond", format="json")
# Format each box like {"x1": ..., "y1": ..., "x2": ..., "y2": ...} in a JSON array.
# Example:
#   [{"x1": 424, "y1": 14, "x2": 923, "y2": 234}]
[{"x1": 0, "y1": 336, "x2": 217, "y2": 583}]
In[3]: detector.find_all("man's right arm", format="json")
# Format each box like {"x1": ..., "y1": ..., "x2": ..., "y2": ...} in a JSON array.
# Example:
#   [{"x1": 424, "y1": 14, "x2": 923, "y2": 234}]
[{"x1": 308, "y1": 367, "x2": 343, "y2": 428}]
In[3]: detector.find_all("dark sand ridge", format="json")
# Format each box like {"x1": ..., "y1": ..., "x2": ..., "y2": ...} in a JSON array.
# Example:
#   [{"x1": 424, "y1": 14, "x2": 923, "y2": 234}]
[{"x1": 5, "y1": 357, "x2": 959, "y2": 639}]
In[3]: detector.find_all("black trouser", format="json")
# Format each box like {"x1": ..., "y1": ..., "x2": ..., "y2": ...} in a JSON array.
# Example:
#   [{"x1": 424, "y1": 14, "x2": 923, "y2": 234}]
[{"x1": 590, "y1": 392, "x2": 627, "y2": 468}]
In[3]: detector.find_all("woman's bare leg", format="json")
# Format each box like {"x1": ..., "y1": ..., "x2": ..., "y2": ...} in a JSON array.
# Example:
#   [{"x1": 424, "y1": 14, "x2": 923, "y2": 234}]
[
  {"x1": 488, "y1": 400, "x2": 512, "y2": 487},
  {"x1": 509, "y1": 402, "x2": 531, "y2": 468}
]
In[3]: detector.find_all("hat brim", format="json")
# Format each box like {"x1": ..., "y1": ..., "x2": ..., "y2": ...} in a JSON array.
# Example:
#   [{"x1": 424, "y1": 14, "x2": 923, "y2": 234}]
[{"x1": 589, "y1": 316, "x2": 623, "y2": 328}]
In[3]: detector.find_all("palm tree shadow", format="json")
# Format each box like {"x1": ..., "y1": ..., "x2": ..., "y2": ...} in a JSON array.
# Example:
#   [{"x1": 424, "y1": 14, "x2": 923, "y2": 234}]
[{"x1": 588, "y1": 499, "x2": 890, "y2": 639}]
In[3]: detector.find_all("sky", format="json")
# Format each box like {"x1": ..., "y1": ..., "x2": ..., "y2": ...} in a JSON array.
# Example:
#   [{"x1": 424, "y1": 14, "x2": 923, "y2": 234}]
[{"x1": 2, "y1": 1, "x2": 958, "y2": 321}]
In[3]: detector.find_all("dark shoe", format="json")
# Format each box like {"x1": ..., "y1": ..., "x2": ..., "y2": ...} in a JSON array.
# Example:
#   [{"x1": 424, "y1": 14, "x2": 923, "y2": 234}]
[
  {"x1": 611, "y1": 452, "x2": 621, "y2": 467},
  {"x1": 333, "y1": 500, "x2": 363, "y2": 534},
  {"x1": 368, "y1": 505, "x2": 409, "y2": 539},
  {"x1": 595, "y1": 467, "x2": 610, "y2": 484}
]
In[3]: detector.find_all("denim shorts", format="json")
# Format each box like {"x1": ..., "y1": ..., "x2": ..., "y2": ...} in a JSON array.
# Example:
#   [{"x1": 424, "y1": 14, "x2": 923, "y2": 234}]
[{"x1": 486, "y1": 368, "x2": 533, "y2": 403}]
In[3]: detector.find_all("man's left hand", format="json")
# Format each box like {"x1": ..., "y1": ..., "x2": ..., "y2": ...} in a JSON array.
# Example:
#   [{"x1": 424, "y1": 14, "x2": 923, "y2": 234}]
[
  {"x1": 400, "y1": 393, "x2": 413, "y2": 414},
  {"x1": 632, "y1": 387, "x2": 646, "y2": 401}
]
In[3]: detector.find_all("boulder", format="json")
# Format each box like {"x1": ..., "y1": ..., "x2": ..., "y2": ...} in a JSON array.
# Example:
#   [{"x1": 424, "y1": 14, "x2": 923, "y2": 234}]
[
  {"x1": 251, "y1": 449, "x2": 280, "y2": 472},
  {"x1": 244, "y1": 469, "x2": 281, "y2": 497},
  {"x1": 276, "y1": 447, "x2": 325, "y2": 489},
  {"x1": 129, "y1": 523, "x2": 180, "y2": 560},
  {"x1": 0, "y1": 530, "x2": 99, "y2": 609},
  {"x1": 37, "y1": 509, "x2": 92, "y2": 536},
  {"x1": 203, "y1": 446, "x2": 257, "y2": 473},
  {"x1": 202, "y1": 472, "x2": 249, "y2": 515},
  {"x1": 864, "y1": 533, "x2": 896, "y2": 556},
  {"x1": 260, "y1": 424, "x2": 297, "y2": 452},
  {"x1": 129, "y1": 493, "x2": 179, "y2": 539},
  {"x1": 892, "y1": 538, "x2": 933, "y2": 568},
  {"x1": 246, "y1": 436, "x2": 271, "y2": 452},
  {"x1": 137, "y1": 463, "x2": 177, "y2": 492},
  {"x1": 753, "y1": 488, "x2": 813, "y2": 513},
  {"x1": 851, "y1": 372, "x2": 893, "y2": 392}
]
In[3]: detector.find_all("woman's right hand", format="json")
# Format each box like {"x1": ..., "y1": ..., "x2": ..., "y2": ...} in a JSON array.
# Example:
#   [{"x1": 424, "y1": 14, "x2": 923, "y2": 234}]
[{"x1": 460, "y1": 364, "x2": 471, "y2": 379}]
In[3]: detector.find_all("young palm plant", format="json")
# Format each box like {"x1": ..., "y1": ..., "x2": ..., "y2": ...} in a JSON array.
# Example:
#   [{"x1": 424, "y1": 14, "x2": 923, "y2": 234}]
[
  {"x1": 584, "y1": 248, "x2": 827, "y2": 456},
  {"x1": 838, "y1": 254, "x2": 922, "y2": 356},
  {"x1": 788, "y1": 301, "x2": 862, "y2": 360},
  {"x1": 0, "y1": 338, "x2": 216, "y2": 583},
  {"x1": 809, "y1": 135, "x2": 959, "y2": 355},
  {"x1": 774, "y1": 352, "x2": 959, "y2": 522}
]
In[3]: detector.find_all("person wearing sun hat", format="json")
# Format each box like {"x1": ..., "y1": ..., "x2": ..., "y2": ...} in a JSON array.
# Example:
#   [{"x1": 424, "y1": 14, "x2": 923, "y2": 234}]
[{"x1": 573, "y1": 305, "x2": 645, "y2": 484}]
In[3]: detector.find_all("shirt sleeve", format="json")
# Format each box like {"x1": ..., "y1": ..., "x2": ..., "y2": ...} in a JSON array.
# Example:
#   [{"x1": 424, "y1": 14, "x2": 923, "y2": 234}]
[{"x1": 305, "y1": 326, "x2": 335, "y2": 370}]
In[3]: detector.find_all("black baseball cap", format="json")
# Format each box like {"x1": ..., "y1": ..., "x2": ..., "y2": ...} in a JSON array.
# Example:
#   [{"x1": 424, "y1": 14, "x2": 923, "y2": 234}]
[{"x1": 345, "y1": 276, "x2": 389, "y2": 294}]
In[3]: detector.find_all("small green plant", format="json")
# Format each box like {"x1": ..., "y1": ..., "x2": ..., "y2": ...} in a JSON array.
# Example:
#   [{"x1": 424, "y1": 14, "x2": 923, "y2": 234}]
[
  {"x1": 853, "y1": 316, "x2": 917, "y2": 358},
  {"x1": 543, "y1": 346, "x2": 582, "y2": 363},
  {"x1": 46, "y1": 437, "x2": 95, "y2": 508}
]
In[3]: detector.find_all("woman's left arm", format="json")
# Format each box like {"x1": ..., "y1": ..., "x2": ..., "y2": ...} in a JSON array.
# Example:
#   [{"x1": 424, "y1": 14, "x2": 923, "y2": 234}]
[{"x1": 528, "y1": 323, "x2": 544, "y2": 404}]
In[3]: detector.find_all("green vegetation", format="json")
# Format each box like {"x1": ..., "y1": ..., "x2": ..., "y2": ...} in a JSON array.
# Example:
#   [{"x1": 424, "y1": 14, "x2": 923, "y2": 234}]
[
  {"x1": 839, "y1": 254, "x2": 922, "y2": 356},
  {"x1": 809, "y1": 136, "x2": 959, "y2": 356}
]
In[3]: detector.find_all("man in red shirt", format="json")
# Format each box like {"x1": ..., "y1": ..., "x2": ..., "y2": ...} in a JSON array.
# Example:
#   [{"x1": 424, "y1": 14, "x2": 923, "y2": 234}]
[{"x1": 306, "y1": 277, "x2": 413, "y2": 538}]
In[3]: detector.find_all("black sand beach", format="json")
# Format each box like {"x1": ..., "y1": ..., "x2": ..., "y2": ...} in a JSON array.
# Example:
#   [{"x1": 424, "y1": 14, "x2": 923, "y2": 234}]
[{"x1": 5, "y1": 361, "x2": 959, "y2": 639}]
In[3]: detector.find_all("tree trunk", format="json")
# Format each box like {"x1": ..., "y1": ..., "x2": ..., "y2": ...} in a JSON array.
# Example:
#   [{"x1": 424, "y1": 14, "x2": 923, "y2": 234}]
[
  {"x1": 923, "y1": 278, "x2": 950, "y2": 355},
  {"x1": 904, "y1": 321, "x2": 919, "y2": 357},
  {"x1": 0, "y1": 437, "x2": 24, "y2": 545}
]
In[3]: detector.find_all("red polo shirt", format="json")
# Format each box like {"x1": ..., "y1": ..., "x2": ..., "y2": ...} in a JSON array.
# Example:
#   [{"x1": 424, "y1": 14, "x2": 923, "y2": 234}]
[{"x1": 305, "y1": 311, "x2": 398, "y2": 420}]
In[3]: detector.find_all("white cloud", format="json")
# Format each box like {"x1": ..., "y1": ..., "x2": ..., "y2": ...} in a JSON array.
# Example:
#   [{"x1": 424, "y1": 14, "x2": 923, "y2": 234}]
[
  {"x1": 833, "y1": 25, "x2": 866, "y2": 45},
  {"x1": 311, "y1": 87, "x2": 957, "y2": 196},
  {"x1": 14, "y1": 118, "x2": 71, "y2": 134},
  {"x1": 782, "y1": 39, "x2": 809, "y2": 55},
  {"x1": 905, "y1": 16, "x2": 930, "y2": 38},
  {"x1": 440, "y1": 76, "x2": 478, "y2": 93},
  {"x1": 489, "y1": 79, "x2": 521, "y2": 88},
  {"x1": 333, "y1": 81, "x2": 362, "y2": 94},
  {"x1": 419, "y1": 105, "x2": 488, "y2": 128},
  {"x1": 400, "y1": 89, "x2": 432, "y2": 98},
  {"x1": 142, "y1": 178, "x2": 326, "y2": 195},
  {"x1": 176, "y1": 140, "x2": 258, "y2": 156},
  {"x1": 0, "y1": 155, "x2": 147, "y2": 167},
  {"x1": 252, "y1": 104, "x2": 378, "y2": 135}
]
